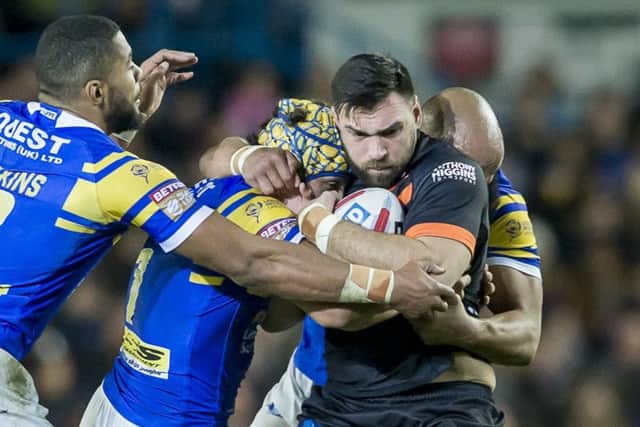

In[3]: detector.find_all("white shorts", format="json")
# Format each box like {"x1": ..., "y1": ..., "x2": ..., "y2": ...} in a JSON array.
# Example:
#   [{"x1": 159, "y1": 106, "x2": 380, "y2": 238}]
[
  {"x1": 80, "y1": 383, "x2": 137, "y2": 427},
  {"x1": 0, "y1": 348, "x2": 52, "y2": 427},
  {"x1": 251, "y1": 350, "x2": 314, "y2": 427}
]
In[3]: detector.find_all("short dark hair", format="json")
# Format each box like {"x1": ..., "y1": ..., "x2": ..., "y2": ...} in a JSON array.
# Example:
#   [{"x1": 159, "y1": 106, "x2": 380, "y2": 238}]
[
  {"x1": 331, "y1": 53, "x2": 415, "y2": 116},
  {"x1": 35, "y1": 15, "x2": 121, "y2": 99}
]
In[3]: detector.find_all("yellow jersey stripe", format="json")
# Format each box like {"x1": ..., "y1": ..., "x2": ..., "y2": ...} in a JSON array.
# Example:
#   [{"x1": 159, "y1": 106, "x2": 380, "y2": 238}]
[
  {"x1": 216, "y1": 189, "x2": 257, "y2": 214},
  {"x1": 62, "y1": 179, "x2": 110, "y2": 224},
  {"x1": 82, "y1": 151, "x2": 136, "y2": 174},
  {"x1": 0, "y1": 285, "x2": 10, "y2": 296},
  {"x1": 494, "y1": 194, "x2": 526, "y2": 211},
  {"x1": 54, "y1": 217, "x2": 97, "y2": 234},
  {"x1": 188, "y1": 272, "x2": 224, "y2": 286}
]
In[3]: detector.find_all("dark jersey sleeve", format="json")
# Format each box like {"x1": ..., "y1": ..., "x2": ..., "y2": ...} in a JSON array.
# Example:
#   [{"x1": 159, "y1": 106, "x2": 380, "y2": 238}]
[{"x1": 404, "y1": 160, "x2": 487, "y2": 255}]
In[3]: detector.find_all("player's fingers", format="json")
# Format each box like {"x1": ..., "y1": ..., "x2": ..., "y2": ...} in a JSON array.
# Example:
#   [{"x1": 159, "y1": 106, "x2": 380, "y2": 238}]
[
  {"x1": 486, "y1": 281, "x2": 496, "y2": 296},
  {"x1": 431, "y1": 299, "x2": 448, "y2": 313},
  {"x1": 264, "y1": 168, "x2": 286, "y2": 193},
  {"x1": 457, "y1": 274, "x2": 472, "y2": 289},
  {"x1": 141, "y1": 61, "x2": 169, "y2": 83},
  {"x1": 286, "y1": 151, "x2": 300, "y2": 173},
  {"x1": 167, "y1": 72, "x2": 194, "y2": 86},
  {"x1": 254, "y1": 175, "x2": 275, "y2": 195},
  {"x1": 452, "y1": 280, "x2": 465, "y2": 298},
  {"x1": 273, "y1": 154, "x2": 296, "y2": 192},
  {"x1": 425, "y1": 263, "x2": 445, "y2": 275},
  {"x1": 298, "y1": 182, "x2": 313, "y2": 202},
  {"x1": 141, "y1": 50, "x2": 198, "y2": 75},
  {"x1": 439, "y1": 286, "x2": 460, "y2": 306},
  {"x1": 160, "y1": 50, "x2": 198, "y2": 71},
  {"x1": 484, "y1": 269, "x2": 493, "y2": 284}
]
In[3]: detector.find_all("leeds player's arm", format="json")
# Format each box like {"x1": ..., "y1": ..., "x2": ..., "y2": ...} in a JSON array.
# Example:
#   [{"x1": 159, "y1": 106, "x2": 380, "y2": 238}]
[
  {"x1": 199, "y1": 136, "x2": 300, "y2": 195},
  {"x1": 176, "y1": 193, "x2": 458, "y2": 317},
  {"x1": 409, "y1": 195, "x2": 543, "y2": 366},
  {"x1": 101, "y1": 156, "x2": 456, "y2": 317}
]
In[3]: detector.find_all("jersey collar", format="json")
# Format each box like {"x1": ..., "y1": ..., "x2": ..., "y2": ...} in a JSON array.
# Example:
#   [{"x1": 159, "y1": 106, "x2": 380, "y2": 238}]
[{"x1": 27, "y1": 101, "x2": 104, "y2": 133}]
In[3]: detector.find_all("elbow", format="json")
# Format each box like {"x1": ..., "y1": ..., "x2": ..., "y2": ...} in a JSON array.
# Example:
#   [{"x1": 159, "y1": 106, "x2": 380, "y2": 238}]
[{"x1": 310, "y1": 309, "x2": 354, "y2": 330}]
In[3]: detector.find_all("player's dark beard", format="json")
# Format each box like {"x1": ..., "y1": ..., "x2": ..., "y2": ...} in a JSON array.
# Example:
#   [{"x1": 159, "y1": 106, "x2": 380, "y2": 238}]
[
  {"x1": 344, "y1": 149, "x2": 404, "y2": 188},
  {"x1": 105, "y1": 89, "x2": 144, "y2": 134}
]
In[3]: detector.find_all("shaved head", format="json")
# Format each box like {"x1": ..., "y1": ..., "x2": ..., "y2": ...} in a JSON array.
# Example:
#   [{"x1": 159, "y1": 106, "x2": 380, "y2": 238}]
[{"x1": 421, "y1": 87, "x2": 504, "y2": 180}]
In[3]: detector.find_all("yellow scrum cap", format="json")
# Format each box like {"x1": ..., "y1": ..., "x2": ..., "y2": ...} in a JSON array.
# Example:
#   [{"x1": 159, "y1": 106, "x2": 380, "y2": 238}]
[{"x1": 257, "y1": 98, "x2": 350, "y2": 180}]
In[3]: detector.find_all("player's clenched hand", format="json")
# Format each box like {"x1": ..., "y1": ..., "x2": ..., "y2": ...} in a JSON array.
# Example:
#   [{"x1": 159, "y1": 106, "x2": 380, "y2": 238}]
[
  {"x1": 243, "y1": 147, "x2": 300, "y2": 196},
  {"x1": 390, "y1": 260, "x2": 459, "y2": 319},
  {"x1": 138, "y1": 49, "x2": 198, "y2": 120},
  {"x1": 407, "y1": 294, "x2": 477, "y2": 347}
]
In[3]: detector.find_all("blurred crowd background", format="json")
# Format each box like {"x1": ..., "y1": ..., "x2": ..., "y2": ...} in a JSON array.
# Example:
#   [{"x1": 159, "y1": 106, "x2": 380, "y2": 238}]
[{"x1": 2, "y1": 0, "x2": 640, "y2": 426}]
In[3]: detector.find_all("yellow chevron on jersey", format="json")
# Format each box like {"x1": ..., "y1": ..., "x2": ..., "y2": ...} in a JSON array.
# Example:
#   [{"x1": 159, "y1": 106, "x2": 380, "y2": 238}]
[
  {"x1": 493, "y1": 193, "x2": 526, "y2": 213},
  {"x1": 61, "y1": 178, "x2": 110, "y2": 225},
  {"x1": 188, "y1": 272, "x2": 224, "y2": 286},
  {"x1": 82, "y1": 151, "x2": 135, "y2": 174},
  {"x1": 98, "y1": 159, "x2": 189, "y2": 225},
  {"x1": 54, "y1": 217, "x2": 96, "y2": 234},
  {"x1": 488, "y1": 210, "x2": 537, "y2": 252}
]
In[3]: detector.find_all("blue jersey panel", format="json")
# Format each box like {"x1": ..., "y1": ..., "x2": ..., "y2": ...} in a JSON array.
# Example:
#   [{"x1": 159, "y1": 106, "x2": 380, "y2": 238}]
[{"x1": 103, "y1": 176, "x2": 302, "y2": 426}]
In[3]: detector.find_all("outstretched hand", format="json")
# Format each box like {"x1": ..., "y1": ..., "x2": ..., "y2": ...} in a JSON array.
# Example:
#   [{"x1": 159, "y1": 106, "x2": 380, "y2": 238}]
[{"x1": 138, "y1": 49, "x2": 198, "y2": 120}]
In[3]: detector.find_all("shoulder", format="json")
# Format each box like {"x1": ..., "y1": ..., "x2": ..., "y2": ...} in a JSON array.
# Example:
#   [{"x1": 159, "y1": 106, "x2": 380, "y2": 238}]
[{"x1": 410, "y1": 134, "x2": 485, "y2": 187}]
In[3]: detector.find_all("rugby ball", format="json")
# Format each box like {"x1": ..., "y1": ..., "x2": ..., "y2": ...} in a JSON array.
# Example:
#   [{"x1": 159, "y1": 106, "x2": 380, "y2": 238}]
[{"x1": 334, "y1": 188, "x2": 404, "y2": 234}]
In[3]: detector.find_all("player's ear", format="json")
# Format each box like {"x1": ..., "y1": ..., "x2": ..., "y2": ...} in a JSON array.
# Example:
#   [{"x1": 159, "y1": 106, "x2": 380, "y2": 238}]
[
  {"x1": 85, "y1": 80, "x2": 107, "y2": 106},
  {"x1": 411, "y1": 95, "x2": 422, "y2": 125}
]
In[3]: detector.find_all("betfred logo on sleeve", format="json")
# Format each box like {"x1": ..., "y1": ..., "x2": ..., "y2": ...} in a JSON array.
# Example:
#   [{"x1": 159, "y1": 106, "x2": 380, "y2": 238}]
[
  {"x1": 150, "y1": 180, "x2": 195, "y2": 220},
  {"x1": 258, "y1": 217, "x2": 297, "y2": 240},
  {"x1": 431, "y1": 162, "x2": 477, "y2": 184}
]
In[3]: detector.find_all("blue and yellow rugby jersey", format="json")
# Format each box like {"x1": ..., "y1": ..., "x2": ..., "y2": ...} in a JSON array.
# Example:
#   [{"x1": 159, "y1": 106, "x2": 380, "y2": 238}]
[
  {"x1": 0, "y1": 101, "x2": 212, "y2": 360},
  {"x1": 102, "y1": 175, "x2": 303, "y2": 427},
  {"x1": 487, "y1": 169, "x2": 541, "y2": 279}
]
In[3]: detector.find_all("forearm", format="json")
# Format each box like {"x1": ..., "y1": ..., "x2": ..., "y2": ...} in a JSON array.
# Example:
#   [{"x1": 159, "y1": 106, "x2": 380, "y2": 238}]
[
  {"x1": 178, "y1": 214, "x2": 350, "y2": 302},
  {"x1": 296, "y1": 301, "x2": 398, "y2": 331},
  {"x1": 198, "y1": 136, "x2": 248, "y2": 178},
  {"x1": 460, "y1": 311, "x2": 540, "y2": 366},
  {"x1": 326, "y1": 220, "x2": 433, "y2": 270},
  {"x1": 228, "y1": 237, "x2": 349, "y2": 302},
  {"x1": 325, "y1": 221, "x2": 467, "y2": 286},
  {"x1": 466, "y1": 266, "x2": 543, "y2": 365}
]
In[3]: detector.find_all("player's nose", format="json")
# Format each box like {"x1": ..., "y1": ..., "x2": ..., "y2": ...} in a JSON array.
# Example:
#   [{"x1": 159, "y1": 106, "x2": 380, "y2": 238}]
[{"x1": 367, "y1": 137, "x2": 388, "y2": 161}]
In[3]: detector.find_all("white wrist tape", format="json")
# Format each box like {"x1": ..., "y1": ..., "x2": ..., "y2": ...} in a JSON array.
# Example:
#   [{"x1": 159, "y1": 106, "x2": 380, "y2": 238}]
[
  {"x1": 315, "y1": 213, "x2": 341, "y2": 254},
  {"x1": 230, "y1": 145, "x2": 263, "y2": 175},
  {"x1": 340, "y1": 265, "x2": 372, "y2": 303},
  {"x1": 297, "y1": 202, "x2": 330, "y2": 241},
  {"x1": 341, "y1": 264, "x2": 395, "y2": 304}
]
